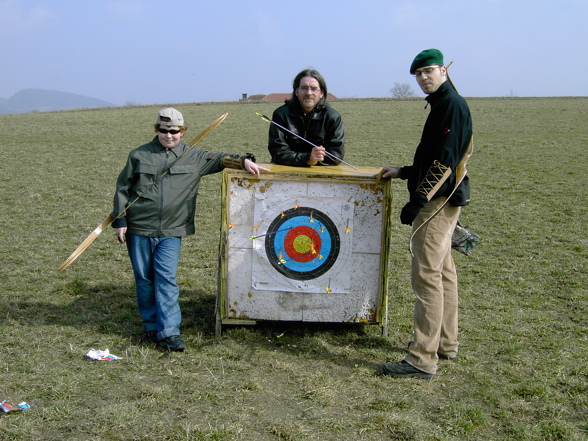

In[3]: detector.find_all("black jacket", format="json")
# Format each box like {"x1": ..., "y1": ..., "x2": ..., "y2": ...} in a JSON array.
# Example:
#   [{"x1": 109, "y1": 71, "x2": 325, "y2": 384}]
[
  {"x1": 401, "y1": 81, "x2": 473, "y2": 206},
  {"x1": 268, "y1": 100, "x2": 345, "y2": 167}
]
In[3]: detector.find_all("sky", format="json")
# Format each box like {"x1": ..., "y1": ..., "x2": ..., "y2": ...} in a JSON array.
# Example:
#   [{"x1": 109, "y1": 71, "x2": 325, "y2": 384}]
[{"x1": 1, "y1": 0, "x2": 587, "y2": 106}]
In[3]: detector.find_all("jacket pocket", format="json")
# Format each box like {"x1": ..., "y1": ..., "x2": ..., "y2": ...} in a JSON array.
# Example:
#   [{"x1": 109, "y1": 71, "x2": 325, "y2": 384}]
[
  {"x1": 169, "y1": 164, "x2": 196, "y2": 188},
  {"x1": 135, "y1": 164, "x2": 158, "y2": 194}
]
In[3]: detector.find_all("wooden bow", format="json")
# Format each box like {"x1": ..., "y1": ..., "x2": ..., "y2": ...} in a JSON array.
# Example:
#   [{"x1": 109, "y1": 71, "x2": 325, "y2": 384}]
[
  {"x1": 57, "y1": 113, "x2": 228, "y2": 272},
  {"x1": 409, "y1": 137, "x2": 473, "y2": 256}
]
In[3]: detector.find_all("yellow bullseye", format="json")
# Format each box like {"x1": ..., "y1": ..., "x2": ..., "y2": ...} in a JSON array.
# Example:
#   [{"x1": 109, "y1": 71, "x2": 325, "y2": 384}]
[{"x1": 292, "y1": 235, "x2": 312, "y2": 253}]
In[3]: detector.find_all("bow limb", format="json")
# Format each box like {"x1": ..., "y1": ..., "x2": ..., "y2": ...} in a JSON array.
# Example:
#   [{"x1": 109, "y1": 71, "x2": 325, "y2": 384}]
[
  {"x1": 57, "y1": 214, "x2": 113, "y2": 272},
  {"x1": 57, "y1": 113, "x2": 229, "y2": 272},
  {"x1": 409, "y1": 137, "x2": 474, "y2": 256},
  {"x1": 187, "y1": 113, "x2": 228, "y2": 146}
]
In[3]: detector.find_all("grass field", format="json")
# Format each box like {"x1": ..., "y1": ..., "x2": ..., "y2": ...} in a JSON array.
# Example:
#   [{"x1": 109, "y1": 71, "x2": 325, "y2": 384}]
[{"x1": 0, "y1": 97, "x2": 586, "y2": 440}]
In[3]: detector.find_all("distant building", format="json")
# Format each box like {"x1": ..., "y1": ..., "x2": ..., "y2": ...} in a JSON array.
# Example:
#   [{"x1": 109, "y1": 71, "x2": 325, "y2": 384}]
[
  {"x1": 240, "y1": 93, "x2": 337, "y2": 102},
  {"x1": 241, "y1": 93, "x2": 266, "y2": 101}
]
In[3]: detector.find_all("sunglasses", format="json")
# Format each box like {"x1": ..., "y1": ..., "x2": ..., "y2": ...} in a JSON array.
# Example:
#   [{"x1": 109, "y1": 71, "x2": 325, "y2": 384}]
[{"x1": 158, "y1": 128, "x2": 182, "y2": 135}]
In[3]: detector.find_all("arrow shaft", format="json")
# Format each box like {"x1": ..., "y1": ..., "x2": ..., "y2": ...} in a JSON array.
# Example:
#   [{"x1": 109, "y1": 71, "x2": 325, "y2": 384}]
[
  {"x1": 252, "y1": 226, "x2": 295, "y2": 240},
  {"x1": 258, "y1": 113, "x2": 357, "y2": 170}
]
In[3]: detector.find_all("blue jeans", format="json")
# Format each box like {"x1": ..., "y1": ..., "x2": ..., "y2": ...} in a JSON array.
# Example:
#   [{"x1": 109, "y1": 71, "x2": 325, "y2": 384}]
[{"x1": 126, "y1": 235, "x2": 182, "y2": 341}]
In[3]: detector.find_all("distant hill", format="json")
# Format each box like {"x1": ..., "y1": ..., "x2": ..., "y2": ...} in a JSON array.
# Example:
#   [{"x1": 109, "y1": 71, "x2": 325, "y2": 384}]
[{"x1": 0, "y1": 89, "x2": 116, "y2": 115}]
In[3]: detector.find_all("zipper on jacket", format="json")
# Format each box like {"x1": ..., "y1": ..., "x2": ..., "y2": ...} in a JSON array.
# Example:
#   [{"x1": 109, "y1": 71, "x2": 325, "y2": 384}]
[
  {"x1": 302, "y1": 114, "x2": 311, "y2": 139},
  {"x1": 158, "y1": 149, "x2": 169, "y2": 236}
]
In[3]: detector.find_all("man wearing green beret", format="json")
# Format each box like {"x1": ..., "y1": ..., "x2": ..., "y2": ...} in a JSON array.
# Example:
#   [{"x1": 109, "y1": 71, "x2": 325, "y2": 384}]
[{"x1": 378, "y1": 49, "x2": 473, "y2": 379}]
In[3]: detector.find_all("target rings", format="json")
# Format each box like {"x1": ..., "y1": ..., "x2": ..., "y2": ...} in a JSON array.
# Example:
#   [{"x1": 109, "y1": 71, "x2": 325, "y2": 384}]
[{"x1": 264, "y1": 207, "x2": 340, "y2": 281}]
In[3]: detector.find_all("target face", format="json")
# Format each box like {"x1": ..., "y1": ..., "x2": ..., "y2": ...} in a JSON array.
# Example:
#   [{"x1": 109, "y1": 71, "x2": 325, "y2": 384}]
[
  {"x1": 265, "y1": 206, "x2": 340, "y2": 281},
  {"x1": 251, "y1": 196, "x2": 353, "y2": 293}
]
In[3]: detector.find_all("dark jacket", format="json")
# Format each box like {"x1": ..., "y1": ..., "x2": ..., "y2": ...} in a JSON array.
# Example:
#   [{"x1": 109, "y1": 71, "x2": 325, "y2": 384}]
[
  {"x1": 400, "y1": 81, "x2": 472, "y2": 206},
  {"x1": 268, "y1": 100, "x2": 345, "y2": 167},
  {"x1": 112, "y1": 137, "x2": 232, "y2": 237}
]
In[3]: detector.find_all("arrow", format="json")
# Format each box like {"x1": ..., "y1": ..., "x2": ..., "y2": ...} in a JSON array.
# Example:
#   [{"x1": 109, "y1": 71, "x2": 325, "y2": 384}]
[
  {"x1": 250, "y1": 226, "x2": 295, "y2": 241},
  {"x1": 256, "y1": 112, "x2": 357, "y2": 170}
]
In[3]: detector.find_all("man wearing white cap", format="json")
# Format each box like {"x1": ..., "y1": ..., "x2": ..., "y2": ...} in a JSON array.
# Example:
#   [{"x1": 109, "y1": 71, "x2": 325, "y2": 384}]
[{"x1": 112, "y1": 108, "x2": 268, "y2": 351}]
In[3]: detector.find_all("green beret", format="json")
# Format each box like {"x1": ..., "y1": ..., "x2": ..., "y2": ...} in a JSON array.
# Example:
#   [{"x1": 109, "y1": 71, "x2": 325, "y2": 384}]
[{"x1": 410, "y1": 49, "x2": 444, "y2": 74}]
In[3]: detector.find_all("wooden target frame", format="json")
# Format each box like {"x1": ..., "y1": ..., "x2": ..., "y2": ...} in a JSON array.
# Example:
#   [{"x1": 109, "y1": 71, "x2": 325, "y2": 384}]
[{"x1": 216, "y1": 164, "x2": 393, "y2": 336}]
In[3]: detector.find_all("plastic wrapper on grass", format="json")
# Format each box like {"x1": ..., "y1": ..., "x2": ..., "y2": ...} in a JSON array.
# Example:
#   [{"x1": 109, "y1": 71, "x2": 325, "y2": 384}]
[
  {"x1": 85, "y1": 349, "x2": 122, "y2": 361},
  {"x1": 1, "y1": 401, "x2": 30, "y2": 413}
]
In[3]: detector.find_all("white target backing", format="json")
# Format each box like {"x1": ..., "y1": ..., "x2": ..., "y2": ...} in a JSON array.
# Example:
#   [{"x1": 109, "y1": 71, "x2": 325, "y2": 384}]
[{"x1": 251, "y1": 196, "x2": 353, "y2": 293}]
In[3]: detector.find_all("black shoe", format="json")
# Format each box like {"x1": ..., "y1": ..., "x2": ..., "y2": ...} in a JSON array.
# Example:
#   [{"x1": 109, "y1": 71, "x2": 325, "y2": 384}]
[
  {"x1": 158, "y1": 335, "x2": 186, "y2": 352},
  {"x1": 382, "y1": 360, "x2": 434, "y2": 379},
  {"x1": 437, "y1": 351, "x2": 457, "y2": 360},
  {"x1": 145, "y1": 330, "x2": 158, "y2": 344}
]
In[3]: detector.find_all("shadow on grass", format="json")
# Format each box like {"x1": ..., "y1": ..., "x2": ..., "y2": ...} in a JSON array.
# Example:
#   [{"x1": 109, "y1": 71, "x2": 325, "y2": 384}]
[
  {"x1": 218, "y1": 320, "x2": 403, "y2": 374},
  {"x1": 5, "y1": 280, "x2": 219, "y2": 339},
  {"x1": 6, "y1": 280, "x2": 404, "y2": 373}
]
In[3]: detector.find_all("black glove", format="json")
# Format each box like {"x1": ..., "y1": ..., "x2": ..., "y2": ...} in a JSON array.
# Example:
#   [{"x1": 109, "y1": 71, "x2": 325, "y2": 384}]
[
  {"x1": 400, "y1": 194, "x2": 427, "y2": 225},
  {"x1": 243, "y1": 153, "x2": 256, "y2": 163},
  {"x1": 400, "y1": 203, "x2": 421, "y2": 225}
]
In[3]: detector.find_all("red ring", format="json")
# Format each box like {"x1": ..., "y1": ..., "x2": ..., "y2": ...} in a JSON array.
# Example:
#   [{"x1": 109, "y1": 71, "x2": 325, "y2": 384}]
[{"x1": 283, "y1": 226, "x2": 322, "y2": 263}]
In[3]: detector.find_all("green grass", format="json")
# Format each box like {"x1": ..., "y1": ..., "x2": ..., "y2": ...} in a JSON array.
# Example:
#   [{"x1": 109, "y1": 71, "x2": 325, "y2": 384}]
[{"x1": 1, "y1": 97, "x2": 587, "y2": 440}]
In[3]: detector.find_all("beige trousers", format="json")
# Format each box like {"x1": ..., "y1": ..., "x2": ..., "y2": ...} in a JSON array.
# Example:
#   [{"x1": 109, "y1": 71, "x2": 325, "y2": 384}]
[{"x1": 405, "y1": 197, "x2": 461, "y2": 374}]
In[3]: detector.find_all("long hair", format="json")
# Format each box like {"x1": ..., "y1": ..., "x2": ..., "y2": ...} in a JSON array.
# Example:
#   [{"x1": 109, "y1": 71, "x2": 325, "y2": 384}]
[{"x1": 286, "y1": 68, "x2": 328, "y2": 109}]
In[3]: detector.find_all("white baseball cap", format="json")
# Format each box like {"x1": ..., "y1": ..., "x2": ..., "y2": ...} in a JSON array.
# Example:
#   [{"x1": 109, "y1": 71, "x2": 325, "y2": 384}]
[{"x1": 156, "y1": 107, "x2": 184, "y2": 126}]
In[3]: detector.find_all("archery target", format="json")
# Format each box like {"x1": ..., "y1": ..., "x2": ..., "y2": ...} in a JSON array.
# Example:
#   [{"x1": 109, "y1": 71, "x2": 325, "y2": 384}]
[
  {"x1": 252, "y1": 196, "x2": 353, "y2": 293},
  {"x1": 265, "y1": 206, "x2": 340, "y2": 280}
]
